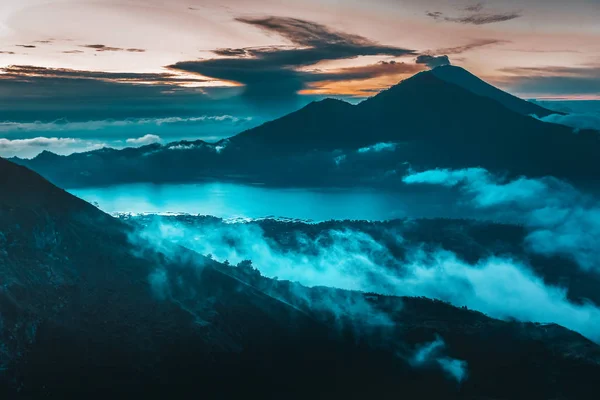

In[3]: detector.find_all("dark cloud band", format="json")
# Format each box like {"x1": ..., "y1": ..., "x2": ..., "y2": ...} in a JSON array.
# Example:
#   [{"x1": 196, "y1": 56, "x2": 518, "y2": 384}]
[
  {"x1": 169, "y1": 16, "x2": 417, "y2": 103},
  {"x1": 426, "y1": 3, "x2": 522, "y2": 25},
  {"x1": 82, "y1": 44, "x2": 146, "y2": 53},
  {"x1": 492, "y1": 65, "x2": 600, "y2": 96}
]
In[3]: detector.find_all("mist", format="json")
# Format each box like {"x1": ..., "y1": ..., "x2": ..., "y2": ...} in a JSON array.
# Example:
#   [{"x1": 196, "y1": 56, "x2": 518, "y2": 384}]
[
  {"x1": 535, "y1": 112, "x2": 600, "y2": 133},
  {"x1": 403, "y1": 167, "x2": 600, "y2": 273},
  {"x1": 411, "y1": 335, "x2": 468, "y2": 384},
  {"x1": 133, "y1": 217, "x2": 600, "y2": 343}
]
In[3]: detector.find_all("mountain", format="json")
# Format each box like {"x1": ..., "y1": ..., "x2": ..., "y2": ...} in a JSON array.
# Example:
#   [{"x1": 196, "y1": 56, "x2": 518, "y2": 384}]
[
  {"x1": 0, "y1": 156, "x2": 333, "y2": 396},
  {"x1": 430, "y1": 65, "x2": 557, "y2": 117},
  {"x1": 232, "y1": 98, "x2": 358, "y2": 150},
  {"x1": 12, "y1": 67, "x2": 600, "y2": 188},
  {"x1": 3, "y1": 157, "x2": 600, "y2": 398}
]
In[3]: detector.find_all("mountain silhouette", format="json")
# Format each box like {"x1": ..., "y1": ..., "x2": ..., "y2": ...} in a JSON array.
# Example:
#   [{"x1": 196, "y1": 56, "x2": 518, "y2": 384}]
[
  {"x1": 12, "y1": 66, "x2": 600, "y2": 188},
  {"x1": 430, "y1": 65, "x2": 557, "y2": 117}
]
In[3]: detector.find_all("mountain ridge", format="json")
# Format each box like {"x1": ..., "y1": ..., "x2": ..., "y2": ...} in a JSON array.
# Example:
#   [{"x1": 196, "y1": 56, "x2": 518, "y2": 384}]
[
  {"x1": 3, "y1": 156, "x2": 600, "y2": 397},
  {"x1": 431, "y1": 65, "x2": 558, "y2": 118},
  {"x1": 11, "y1": 66, "x2": 600, "y2": 188}
]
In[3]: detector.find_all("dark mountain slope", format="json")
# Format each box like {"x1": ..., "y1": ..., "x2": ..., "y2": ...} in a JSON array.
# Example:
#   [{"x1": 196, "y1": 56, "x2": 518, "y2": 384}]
[
  {"x1": 2, "y1": 157, "x2": 600, "y2": 398},
  {"x1": 356, "y1": 71, "x2": 600, "y2": 178},
  {"x1": 231, "y1": 98, "x2": 359, "y2": 150},
  {"x1": 431, "y1": 65, "x2": 557, "y2": 117},
  {"x1": 0, "y1": 156, "x2": 349, "y2": 397},
  {"x1": 226, "y1": 69, "x2": 582, "y2": 153},
  {"x1": 0, "y1": 156, "x2": 103, "y2": 214}
]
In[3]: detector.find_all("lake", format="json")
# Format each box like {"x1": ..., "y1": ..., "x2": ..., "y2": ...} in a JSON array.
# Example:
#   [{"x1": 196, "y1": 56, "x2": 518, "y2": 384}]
[{"x1": 70, "y1": 181, "x2": 469, "y2": 221}]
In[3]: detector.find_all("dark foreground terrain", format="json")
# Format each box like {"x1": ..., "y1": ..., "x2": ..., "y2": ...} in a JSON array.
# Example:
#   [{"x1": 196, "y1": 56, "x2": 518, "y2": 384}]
[{"x1": 2, "y1": 157, "x2": 600, "y2": 399}]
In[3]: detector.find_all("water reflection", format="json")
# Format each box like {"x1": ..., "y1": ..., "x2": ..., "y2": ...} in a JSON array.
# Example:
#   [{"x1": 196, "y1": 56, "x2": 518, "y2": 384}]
[{"x1": 70, "y1": 182, "x2": 466, "y2": 221}]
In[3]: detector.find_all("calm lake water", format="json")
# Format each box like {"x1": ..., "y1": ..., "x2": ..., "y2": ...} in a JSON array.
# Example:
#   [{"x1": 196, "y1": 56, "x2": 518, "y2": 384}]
[{"x1": 70, "y1": 182, "x2": 466, "y2": 221}]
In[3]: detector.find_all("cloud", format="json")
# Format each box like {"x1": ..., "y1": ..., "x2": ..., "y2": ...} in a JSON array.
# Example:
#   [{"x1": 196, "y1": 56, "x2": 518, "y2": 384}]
[
  {"x1": 1, "y1": 65, "x2": 209, "y2": 85},
  {"x1": 0, "y1": 65, "x2": 247, "y2": 122},
  {"x1": 82, "y1": 44, "x2": 146, "y2": 53},
  {"x1": 308, "y1": 61, "x2": 423, "y2": 83},
  {"x1": 416, "y1": 55, "x2": 451, "y2": 69},
  {"x1": 131, "y1": 224, "x2": 394, "y2": 332},
  {"x1": 0, "y1": 115, "x2": 252, "y2": 134},
  {"x1": 411, "y1": 336, "x2": 468, "y2": 384},
  {"x1": 464, "y1": 3, "x2": 484, "y2": 12},
  {"x1": 444, "y1": 12, "x2": 522, "y2": 25},
  {"x1": 531, "y1": 100, "x2": 600, "y2": 114},
  {"x1": 0, "y1": 137, "x2": 105, "y2": 158},
  {"x1": 426, "y1": 4, "x2": 522, "y2": 25},
  {"x1": 358, "y1": 142, "x2": 397, "y2": 153},
  {"x1": 213, "y1": 48, "x2": 248, "y2": 57},
  {"x1": 503, "y1": 49, "x2": 581, "y2": 54},
  {"x1": 0, "y1": 115, "x2": 256, "y2": 156},
  {"x1": 492, "y1": 65, "x2": 600, "y2": 97},
  {"x1": 415, "y1": 39, "x2": 509, "y2": 69},
  {"x1": 0, "y1": 136, "x2": 77, "y2": 149},
  {"x1": 148, "y1": 269, "x2": 169, "y2": 301},
  {"x1": 534, "y1": 113, "x2": 600, "y2": 132},
  {"x1": 169, "y1": 16, "x2": 416, "y2": 103},
  {"x1": 234, "y1": 16, "x2": 389, "y2": 49},
  {"x1": 126, "y1": 134, "x2": 162, "y2": 146},
  {"x1": 433, "y1": 39, "x2": 510, "y2": 55},
  {"x1": 501, "y1": 65, "x2": 600, "y2": 78},
  {"x1": 136, "y1": 218, "x2": 600, "y2": 342},
  {"x1": 402, "y1": 167, "x2": 551, "y2": 207},
  {"x1": 301, "y1": 61, "x2": 425, "y2": 96},
  {"x1": 403, "y1": 168, "x2": 600, "y2": 274}
]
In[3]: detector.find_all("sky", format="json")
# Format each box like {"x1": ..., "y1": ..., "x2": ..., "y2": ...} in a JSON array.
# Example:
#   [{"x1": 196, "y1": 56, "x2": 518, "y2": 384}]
[{"x1": 0, "y1": 0, "x2": 599, "y2": 157}]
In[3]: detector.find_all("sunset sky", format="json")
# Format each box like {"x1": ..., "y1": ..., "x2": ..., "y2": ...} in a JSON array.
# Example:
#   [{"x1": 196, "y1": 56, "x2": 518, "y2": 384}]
[{"x1": 0, "y1": 0, "x2": 599, "y2": 157}]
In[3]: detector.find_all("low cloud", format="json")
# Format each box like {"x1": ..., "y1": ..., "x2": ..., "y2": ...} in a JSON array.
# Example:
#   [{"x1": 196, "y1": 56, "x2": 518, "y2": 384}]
[
  {"x1": 0, "y1": 115, "x2": 253, "y2": 133},
  {"x1": 534, "y1": 113, "x2": 600, "y2": 132},
  {"x1": 403, "y1": 168, "x2": 551, "y2": 207},
  {"x1": 358, "y1": 142, "x2": 397, "y2": 153},
  {"x1": 131, "y1": 223, "x2": 395, "y2": 332},
  {"x1": 126, "y1": 134, "x2": 162, "y2": 146},
  {"x1": 403, "y1": 168, "x2": 600, "y2": 273},
  {"x1": 135, "y1": 218, "x2": 600, "y2": 342},
  {"x1": 0, "y1": 137, "x2": 105, "y2": 158},
  {"x1": 411, "y1": 335, "x2": 468, "y2": 384},
  {"x1": 0, "y1": 115, "x2": 257, "y2": 157}
]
